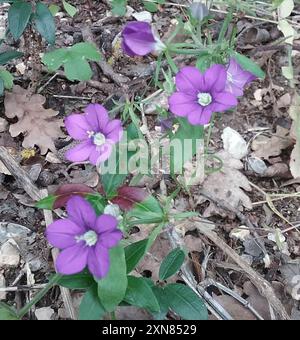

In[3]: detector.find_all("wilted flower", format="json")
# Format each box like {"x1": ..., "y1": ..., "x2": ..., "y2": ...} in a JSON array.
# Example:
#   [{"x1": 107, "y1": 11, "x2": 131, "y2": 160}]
[
  {"x1": 225, "y1": 58, "x2": 256, "y2": 97},
  {"x1": 189, "y1": 2, "x2": 209, "y2": 21},
  {"x1": 46, "y1": 196, "x2": 122, "y2": 279},
  {"x1": 104, "y1": 204, "x2": 123, "y2": 223},
  {"x1": 168, "y1": 65, "x2": 237, "y2": 125},
  {"x1": 65, "y1": 104, "x2": 123, "y2": 166},
  {"x1": 122, "y1": 21, "x2": 165, "y2": 57}
]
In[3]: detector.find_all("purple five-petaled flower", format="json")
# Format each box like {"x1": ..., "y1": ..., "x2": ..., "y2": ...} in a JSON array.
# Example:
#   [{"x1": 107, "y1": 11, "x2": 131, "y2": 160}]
[
  {"x1": 122, "y1": 21, "x2": 165, "y2": 57},
  {"x1": 46, "y1": 196, "x2": 123, "y2": 279},
  {"x1": 168, "y1": 65, "x2": 238, "y2": 125},
  {"x1": 225, "y1": 58, "x2": 256, "y2": 97},
  {"x1": 65, "y1": 104, "x2": 123, "y2": 166}
]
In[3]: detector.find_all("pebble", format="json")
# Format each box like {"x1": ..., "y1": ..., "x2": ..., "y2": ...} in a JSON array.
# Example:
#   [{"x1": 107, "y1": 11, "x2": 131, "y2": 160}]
[
  {"x1": 35, "y1": 307, "x2": 54, "y2": 320},
  {"x1": 0, "y1": 240, "x2": 20, "y2": 267},
  {"x1": 0, "y1": 272, "x2": 6, "y2": 300},
  {"x1": 0, "y1": 118, "x2": 8, "y2": 132}
]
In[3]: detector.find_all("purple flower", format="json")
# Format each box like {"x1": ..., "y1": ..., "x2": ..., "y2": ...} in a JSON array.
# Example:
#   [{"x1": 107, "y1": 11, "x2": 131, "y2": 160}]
[
  {"x1": 225, "y1": 58, "x2": 256, "y2": 97},
  {"x1": 65, "y1": 104, "x2": 123, "y2": 166},
  {"x1": 122, "y1": 21, "x2": 165, "y2": 57},
  {"x1": 46, "y1": 196, "x2": 123, "y2": 279},
  {"x1": 168, "y1": 65, "x2": 238, "y2": 125}
]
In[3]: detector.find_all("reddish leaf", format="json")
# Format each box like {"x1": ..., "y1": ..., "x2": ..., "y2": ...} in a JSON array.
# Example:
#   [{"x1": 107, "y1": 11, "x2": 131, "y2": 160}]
[
  {"x1": 54, "y1": 184, "x2": 95, "y2": 209},
  {"x1": 111, "y1": 186, "x2": 148, "y2": 211}
]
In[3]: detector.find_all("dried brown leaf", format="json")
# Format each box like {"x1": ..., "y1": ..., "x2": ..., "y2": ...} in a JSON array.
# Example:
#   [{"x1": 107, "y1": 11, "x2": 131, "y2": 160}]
[
  {"x1": 196, "y1": 150, "x2": 252, "y2": 217},
  {"x1": 4, "y1": 86, "x2": 64, "y2": 154},
  {"x1": 252, "y1": 126, "x2": 293, "y2": 160}
]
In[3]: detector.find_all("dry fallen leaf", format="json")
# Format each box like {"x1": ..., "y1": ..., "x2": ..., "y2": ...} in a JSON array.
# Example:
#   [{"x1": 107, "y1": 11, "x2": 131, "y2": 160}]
[
  {"x1": 252, "y1": 126, "x2": 293, "y2": 160},
  {"x1": 289, "y1": 93, "x2": 300, "y2": 178},
  {"x1": 4, "y1": 86, "x2": 64, "y2": 154},
  {"x1": 196, "y1": 150, "x2": 252, "y2": 217}
]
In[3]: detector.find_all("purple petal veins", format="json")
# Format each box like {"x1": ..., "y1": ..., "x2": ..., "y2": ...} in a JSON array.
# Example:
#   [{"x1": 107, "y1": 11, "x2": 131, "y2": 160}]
[
  {"x1": 168, "y1": 64, "x2": 238, "y2": 125},
  {"x1": 122, "y1": 21, "x2": 165, "y2": 57},
  {"x1": 65, "y1": 104, "x2": 123, "y2": 166},
  {"x1": 225, "y1": 58, "x2": 256, "y2": 97},
  {"x1": 46, "y1": 196, "x2": 123, "y2": 279}
]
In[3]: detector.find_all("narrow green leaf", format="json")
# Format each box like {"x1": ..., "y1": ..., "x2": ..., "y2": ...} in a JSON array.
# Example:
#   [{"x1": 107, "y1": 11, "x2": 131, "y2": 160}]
[
  {"x1": 49, "y1": 4, "x2": 60, "y2": 16},
  {"x1": 111, "y1": 0, "x2": 127, "y2": 16},
  {"x1": 0, "y1": 50, "x2": 23, "y2": 65},
  {"x1": 85, "y1": 193, "x2": 106, "y2": 215},
  {"x1": 35, "y1": 2, "x2": 56, "y2": 45},
  {"x1": 8, "y1": 1, "x2": 32, "y2": 40},
  {"x1": 231, "y1": 51, "x2": 265, "y2": 79},
  {"x1": 58, "y1": 272, "x2": 94, "y2": 289},
  {"x1": 79, "y1": 285, "x2": 106, "y2": 320},
  {"x1": 35, "y1": 195, "x2": 56, "y2": 210},
  {"x1": 98, "y1": 246, "x2": 127, "y2": 312},
  {"x1": 0, "y1": 303, "x2": 18, "y2": 320},
  {"x1": 0, "y1": 78, "x2": 4, "y2": 96},
  {"x1": 164, "y1": 283, "x2": 208, "y2": 320},
  {"x1": 124, "y1": 276, "x2": 160, "y2": 313},
  {"x1": 159, "y1": 247, "x2": 185, "y2": 280},
  {"x1": 125, "y1": 239, "x2": 149, "y2": 273}
]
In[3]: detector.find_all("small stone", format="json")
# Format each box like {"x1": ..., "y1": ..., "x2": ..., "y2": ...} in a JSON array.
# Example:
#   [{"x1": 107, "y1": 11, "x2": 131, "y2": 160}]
[
  {"x1": 0, "y1": 240, "x2": 20, "y2": 267},
  {"x1": 230, "y1": 227, "x2": 251, "y2": 242},
  {"x1": 38, "y1": 170, "x2": 55, "y2": 186},
  {"x1": 35, "y1": 307, "x2": 54, "y2": 320},
  {"x1": 0, "y1": 118, "x2": 8, "y2": 133}
]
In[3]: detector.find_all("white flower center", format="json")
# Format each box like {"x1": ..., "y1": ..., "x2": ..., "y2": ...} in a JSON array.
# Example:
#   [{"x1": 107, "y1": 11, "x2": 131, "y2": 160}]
[
  {"x1": 93, "y1": 132, "x2": 106, "y2": 146},
  {"x1": 76, "y1": 230, "x2": 98, "y2": 247},
  {"x1": 197, "y1": 92, "x2": 212, "y2": 106}
]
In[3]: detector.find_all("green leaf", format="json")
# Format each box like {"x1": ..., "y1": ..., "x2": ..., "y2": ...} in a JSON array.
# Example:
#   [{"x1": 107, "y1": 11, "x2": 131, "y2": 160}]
[
  {"x1": 64, "y1": 56, "x2": 92, "y2": 81},
  {"x1": 0, "y1": 50, "x2": 23, "y2": 65},
  {"x1": 127, "y1": 196, "x2": 164, "y2": 224},
  {"x1": 231, "y1": 51, "x2": 265, "y2": 79},
  {"x1": 69, "y1": 42, "x2": 101, "y2": 61},
  {"x1": 164, "y1": 283, "x2": 208, "y2": 320},
  {"x1": 8, "y1": 1, "x2": 32, "y2": 40},
  {"x1": 0, "y1": 69, "x2": 13, "y2": 89},
  {"x1": 143, "y1": 1, "x2": 158, "y2": 12},
  {"x1": 98, "y1": 246, "x2": 127, "y2": 312},
  {"x1": 170, "y1": 117, "x2": 204, "y2": 175},
  {"x1": 159, "y1": 247, "x2": 185, "y2": 280},
  {"x1": 125, "y1": 239, "x2": 149, "y2": 273},
  {"x1": 63, "y1": 0, "x2": 78, "y2": 17},
  {"x1": 42, "y1": 43, "x2": 101, "y2": 81},
  {"x1": 124, "y1": 276, "x2": 160, "y2": 313},
  {"x1": 0, "y1": 303, "x2": 18, "y2": 320},
  {"x1": 49, "y1": 4, "x2": 60, "y2": 16},
  {"x1": 79, "y1": 285, "x2": 106, "y2": 320},
  {"x1": 35, "y1": 2, "x2": 56, "y2": 45},
  {"x1": 58, "y1": 272, "x2": 94, "y2": 289},
  {"x1": 85, "y1": 193, "x2": 106, "y2": 215},
  {"x1": 0, "y1": 78, "x2": 4, "y2": 96},
  {"x1": 101, "y1": 123, "x2": 140, "y2": 198},
  {"x1": 35, "y1": 195, "x2": 56, "y2": 210},
  {"x1": 111, "y1": 0, "x2": 127, "y2": 16},
  {"x1": 152, "y1": 286, "x2": 169, "y2": 319}
]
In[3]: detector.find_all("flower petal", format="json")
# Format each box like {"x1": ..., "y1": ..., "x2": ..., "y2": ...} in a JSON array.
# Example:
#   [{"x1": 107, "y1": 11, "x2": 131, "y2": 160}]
[
  {"x1": 46, "y1": 219, "x2": 84, "y2": 249},
  {"x1": 89, "y1": 142, "x2": 113, "y2": 165},
  {"x1": 186, "y1": 107, "x2": 203, "y2": 125},
  {"x1": 204, "y1": 64, "x2": 227, "y2": 92},
  {"x1": 213, "y1": 91, "x2": 238, "y2": 112},
  {"x1": 67, "y1": 196, "x2": 97, "y2": 230},
  {"x1": 87, "y1": 244, "x2": 110, "y2": 279},
  {"x1": 99, "y1": 230, "x2": 123, "y2": 248},
  {"x1": 175, "y1": 66, "x2": 203, "y2": 94},
  {"x1": 65, "y1": 141, "x2": 94, "y2": 162},
  {"x1": 56, "y1": 244, "x2": 89, "y2": 275},
  {"x1": 85, "y1": 104, "x2": 109, "y2": 132},
  {"x1": 169, "y1": 92, "x2": 199, "y2": 117},
  {"x1": 94, "y1": 214, "x2": 118, "y2": 234},
  {"x1": 65, "y1": 114, "x2": 91, "y2": 141}
]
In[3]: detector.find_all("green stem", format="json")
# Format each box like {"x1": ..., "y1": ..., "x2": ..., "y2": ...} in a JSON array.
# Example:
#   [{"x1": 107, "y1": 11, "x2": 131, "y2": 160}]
[
  {"x1": 164, "y1": 50, "x2": 178, "y2": 74},
  {"x1": 205, "y1": 112, "x2": 216, "y2": 149},
  {"x1": 217, "y1": 10, "x2": 233, "y2": 44},
  {"x1": 17, "y1": 274, "x2": 62, "y2": 319}
]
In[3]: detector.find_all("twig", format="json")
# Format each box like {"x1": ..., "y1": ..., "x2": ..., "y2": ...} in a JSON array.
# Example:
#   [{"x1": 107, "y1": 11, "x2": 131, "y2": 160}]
[
  {"x1": 194, "y1": 219, "x2": 290, "y2": 320},
  {"x1": 0, "y1": 146, "x2": 76, "y2": 320}
]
